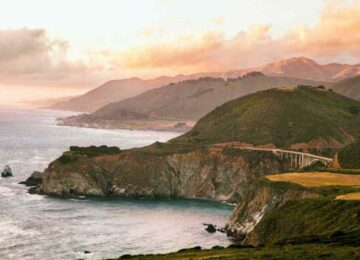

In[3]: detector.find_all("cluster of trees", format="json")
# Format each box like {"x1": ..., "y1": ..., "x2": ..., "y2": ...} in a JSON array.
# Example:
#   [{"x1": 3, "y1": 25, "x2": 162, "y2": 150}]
[
  {"x1": 177, "y1": 77, "x2": 225, "y2": 85},
  {"x1": 58, "y1": 145, "x2": 121, "y2": 164},
  {"x1": 226, "y1": 71, "x2": 264, "y2": 83}
]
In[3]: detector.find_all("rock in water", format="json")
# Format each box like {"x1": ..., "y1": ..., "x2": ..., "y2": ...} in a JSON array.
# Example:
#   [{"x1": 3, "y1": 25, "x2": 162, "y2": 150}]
[
  {"x1": 1, "y1": 165, "x2": 13, "y2": 177},
  {"x1": 205, "y1": 224, "x2": 217, "y2": 233}
]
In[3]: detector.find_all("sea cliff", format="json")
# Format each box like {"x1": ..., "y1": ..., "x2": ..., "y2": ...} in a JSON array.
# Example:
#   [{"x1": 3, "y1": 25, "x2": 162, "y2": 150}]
[
  {"x1": 25, "y1": 144, "x2": 360, "y2": 248},
  {"x1": 30, "y1": 145, "x2": 286, "y2": 203}
]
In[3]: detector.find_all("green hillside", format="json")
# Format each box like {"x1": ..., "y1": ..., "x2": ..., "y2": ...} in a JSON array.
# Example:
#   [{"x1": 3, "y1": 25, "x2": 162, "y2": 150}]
[
  {"x1": 172, "y1": 86, "x2": 360, "y2": 150},
  {"x1": 338, "y1": 141, "x2": 360, "y2": 169}
]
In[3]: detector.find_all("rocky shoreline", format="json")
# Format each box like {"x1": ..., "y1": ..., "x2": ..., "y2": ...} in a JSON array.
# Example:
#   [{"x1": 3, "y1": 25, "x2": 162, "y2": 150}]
[
  {"x1": 20, "y1": 143, "x2": 296, "y2": 244},
  {"x1": 57, "y1": 116, "x2": 195, "y2": 133},
  {"x1": 21, "y1": 143, "x2": 360, "y2": 248}
]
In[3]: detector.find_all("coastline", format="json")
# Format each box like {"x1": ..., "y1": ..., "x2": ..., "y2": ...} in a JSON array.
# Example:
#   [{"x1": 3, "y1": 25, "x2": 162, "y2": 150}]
[
  {"x1": 111, "y1": 244, "x2": 360, "y2": 259},
  {"x1": 57, "y1": 117, "x2": 195, "y2": 133}
]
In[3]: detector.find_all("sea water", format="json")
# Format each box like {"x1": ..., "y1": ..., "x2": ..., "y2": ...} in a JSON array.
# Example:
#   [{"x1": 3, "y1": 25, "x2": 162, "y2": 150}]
[{"x1": 0, "y1": 106, "x2": 233, "y2": 260}]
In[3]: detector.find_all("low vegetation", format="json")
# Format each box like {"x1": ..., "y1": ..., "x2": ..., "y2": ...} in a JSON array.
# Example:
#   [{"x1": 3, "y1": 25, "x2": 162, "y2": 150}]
[
  {"x1": 222, "y1": 147, "x2": 279, "y2": 164},
  {"x1": 266, "y1": 172, "x2": 360, "y2": 188},
  {"x1": 58, "y1": 145, "x2": 121, "y2": 164},
  {"x1": 111, "y1": 244, "x2": 360, "y2": 259},
  {"x1": 131, "y1": 141, "x2": 209, "y2": 156},
  {"x1": 338, "y1": 141, "x2": 360, "y2": 169},
  {"x1": 250, "y1": 199, "x2": 360, "y2": 246},
  {"x1": 173, "y1": 86, "x2": 360, "y2": 154},
  {"x1": 336, "y1": 192, "x2": 360, "y2": 200}
]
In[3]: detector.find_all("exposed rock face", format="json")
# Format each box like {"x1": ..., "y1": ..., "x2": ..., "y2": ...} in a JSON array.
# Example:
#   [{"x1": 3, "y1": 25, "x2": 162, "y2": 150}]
[
  {"x1": 32, "y1": 148, "x2": 286, "y2": 202},
  {"x1": 205, "y1": 224, "x2": 217, "y2": 233},
  {"x1": 1, "y1": 165, "x2": 13, "y2": 177},
  {"x1": 225, "y1": 181, "x2": 319, "y2": 244},
  {"x1": 19, "y1": 171, "x2": 43, "y2": 186}
]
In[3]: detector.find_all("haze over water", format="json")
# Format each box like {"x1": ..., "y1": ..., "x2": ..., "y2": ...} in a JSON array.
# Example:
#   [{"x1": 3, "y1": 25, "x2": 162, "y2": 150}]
[{"x1": 0, "y1": 107, "x2": 233, "y2": 260}]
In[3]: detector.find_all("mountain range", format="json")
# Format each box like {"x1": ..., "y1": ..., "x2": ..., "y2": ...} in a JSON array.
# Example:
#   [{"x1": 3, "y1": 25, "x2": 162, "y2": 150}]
[
  {"x1": 58, "y1": 73, "x2": 329, "y2": 131},
  {"x1": 49, "y1": 57, "x2": 360, "y2": 113},
  {"x1": 333, "y1": 75, "x2": 360, "y2": 100}
]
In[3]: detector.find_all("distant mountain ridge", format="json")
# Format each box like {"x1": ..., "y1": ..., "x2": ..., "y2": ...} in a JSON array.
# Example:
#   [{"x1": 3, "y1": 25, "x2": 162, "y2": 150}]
[
  {"x1": 49, "y1": 57, "x2": 360, "y2": 113},
  {"x1": 333, "y1": 75, "x2": 360, "y2": 100},
  {"x1": 49, "y1": 77, "x2": 183, "y2": 112},
  {"x1": 259, "y1": 57, "x2": 360, "y2": 81},
  {"x1": 59, "y1": 73, "x2": 329, "y2": 131}
]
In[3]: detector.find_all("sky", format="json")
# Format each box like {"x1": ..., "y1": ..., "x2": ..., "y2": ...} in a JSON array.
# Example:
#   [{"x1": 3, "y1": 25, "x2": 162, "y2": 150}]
[{"x1": 0, "y1": 0, "x2": 359, "y2": 104}]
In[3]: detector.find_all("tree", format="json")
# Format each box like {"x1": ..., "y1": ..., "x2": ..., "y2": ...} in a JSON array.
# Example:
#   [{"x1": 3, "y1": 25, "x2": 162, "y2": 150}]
[{"x1": 349, "y1": 106, "x2": 360, "y2": 115}]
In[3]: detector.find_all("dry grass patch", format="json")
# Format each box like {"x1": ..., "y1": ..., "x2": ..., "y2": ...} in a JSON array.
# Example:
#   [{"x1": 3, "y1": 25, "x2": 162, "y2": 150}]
[
  {"x1": 336, "y1": 192, "x2": 360, "y2": 201},
  {"x1": 266, "y1": 172, "x2": 360, "y2": 188}
]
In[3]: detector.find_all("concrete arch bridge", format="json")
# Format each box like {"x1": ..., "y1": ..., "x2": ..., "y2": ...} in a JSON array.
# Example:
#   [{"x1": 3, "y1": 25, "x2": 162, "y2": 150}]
[{"x1": 224, "y1": 146, "x2": 333, "y2": 169}]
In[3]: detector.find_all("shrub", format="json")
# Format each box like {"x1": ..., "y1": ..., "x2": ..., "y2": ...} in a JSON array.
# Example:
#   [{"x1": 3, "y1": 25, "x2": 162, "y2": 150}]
[
  {"x1": 302, "y1": 160, "x2": 327, "y2": 172},
  {"x1": 338, "y1": 141, "x2": 360, "y2": 169},
  {"x1": 59, "y1": 145, "x2": 121, "y2": 164},
  {"x1": 349, "y1": 106, "x2": 360, "y2": 115}
]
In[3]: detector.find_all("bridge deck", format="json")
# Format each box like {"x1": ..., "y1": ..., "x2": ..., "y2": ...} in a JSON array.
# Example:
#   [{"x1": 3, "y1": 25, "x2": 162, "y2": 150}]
[{"x1": 213, "y1": 144, "x2": 333, "y2": 164}]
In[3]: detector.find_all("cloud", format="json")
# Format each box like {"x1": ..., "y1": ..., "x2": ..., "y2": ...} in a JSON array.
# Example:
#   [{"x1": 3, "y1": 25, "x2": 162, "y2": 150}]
[
  {"x1": 284, "y1": 0, "x2": 360, "y2": 59},
  {"x1": 95, "y1": 0, "x2": 360, "y2": 73},
  {"x1": 93, "y1": 24, "x2": 280, "y2": 72},
  {"x1": 106, "y1": 32, "x2": 224, "y2": 70},
  {"x1": 0, "y1": 28, "x2": 101, "y2": 88},
  {"x1": 1, "y1": 0, "x2": 360, "y2": 92}
]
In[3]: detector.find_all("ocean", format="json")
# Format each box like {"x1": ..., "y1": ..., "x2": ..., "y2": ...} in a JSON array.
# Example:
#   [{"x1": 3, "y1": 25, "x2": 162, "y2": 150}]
[{"x1": 0, "y1": 107, "x2": 233, "y2": 259}]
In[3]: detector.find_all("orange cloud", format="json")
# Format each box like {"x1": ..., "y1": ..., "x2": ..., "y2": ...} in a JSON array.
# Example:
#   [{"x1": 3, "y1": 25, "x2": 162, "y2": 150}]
[
  {"x1": 96, "y1": 0, "x2": 360, "y2": 73},
  {"x1": 1, "y1": 0, "x2": 360, "y2": 92},
  {"x1": 284, "y1": 0, "x2": 360, "y2": 58},
  {"x1": 101, "y1": 32, "x2": 224, "y2": 71}
]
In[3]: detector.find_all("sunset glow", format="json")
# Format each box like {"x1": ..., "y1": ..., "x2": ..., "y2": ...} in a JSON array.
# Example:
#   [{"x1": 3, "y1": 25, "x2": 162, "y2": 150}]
[{"x1": 0, "y1": 0, "x2": 359, "y2": 104}]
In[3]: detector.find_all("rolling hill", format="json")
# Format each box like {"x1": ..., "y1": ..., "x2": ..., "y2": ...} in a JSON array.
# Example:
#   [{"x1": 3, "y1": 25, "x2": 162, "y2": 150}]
[
  {"x1": 333, "y1": 75, "x2": 360, "y2": 100},
  {"x1": 59, "y1": 74, "x2": 329, "y2": 131},
  {"x1": 48, "y1": 77, "x2": 182, "y2": 112},
  {"x1": 49, "y1": 57, "x2": 360, "y2": 113},
  {"x1": 172, "y1": 85, "x2": 360, "y2": 151},
  {"x1": 260, "y1": 57, "x2": 360, "y2": 81}
]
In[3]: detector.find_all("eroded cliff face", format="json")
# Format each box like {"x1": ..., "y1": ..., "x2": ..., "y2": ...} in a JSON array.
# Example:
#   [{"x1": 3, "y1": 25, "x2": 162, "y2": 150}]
[
  {"x1": 33, "y1": 148, "x2": 285, "y2": 203},
  {"x1": 225, "y1": 181, "x2": 319, "y2": 244}
]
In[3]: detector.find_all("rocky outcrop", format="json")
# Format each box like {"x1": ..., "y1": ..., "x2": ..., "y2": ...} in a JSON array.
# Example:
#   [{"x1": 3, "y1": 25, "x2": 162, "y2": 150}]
[
  {"x1": 30, "y1": 147, "x2": 287, "y2": 202},
  {"x1": 226, "y1": 180, "x2": 319, "y2": 243},
  {"x1": 1, "y1": 165, "x2": 13, "y2": 177},
  {"x1": 19, "y1": 171, "x2": 43, "y2": 186}
]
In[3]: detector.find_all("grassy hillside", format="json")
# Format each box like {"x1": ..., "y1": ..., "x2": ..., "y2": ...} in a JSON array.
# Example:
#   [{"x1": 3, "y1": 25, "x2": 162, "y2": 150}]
[
  {"x1": 338, "y1": 141, "x2": 360, "y2": 168},
  {"x1": 333, "y1": 75, "x2": 360, "y2": 100},
  {"x1": 173, "y1": 86, "x2": 360, "y2": 151},
  {"x1": 247, "y1": 199, "x2": 360, "y2": 246}
]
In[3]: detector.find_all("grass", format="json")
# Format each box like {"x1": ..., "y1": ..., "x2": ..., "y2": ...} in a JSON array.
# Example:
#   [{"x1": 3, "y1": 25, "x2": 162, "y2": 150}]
[
  {"x1": 172, "y1": 86, "x2": 360, "y2": 152},
  {"x1": 111, "y1": 244, "x2": 360, "y2": 259},
  {"x1": 338, "y1": 141, "x2": 360, "y2": 169},
  {"x1": 336, "y1": 192, "x2": 360, "y2": 200},
  {"x1": 249, "y1": 199, "x2": 360, "y2": 246},
  {"x1": 131, "y1": 141, "x2": 209, "y2": 156},
  {"x1": 305, "y1": 167, "x2": 360, "y2": 175},
  {"x1": 266, "y1": 172, "x2": 360, "y2": 188}
]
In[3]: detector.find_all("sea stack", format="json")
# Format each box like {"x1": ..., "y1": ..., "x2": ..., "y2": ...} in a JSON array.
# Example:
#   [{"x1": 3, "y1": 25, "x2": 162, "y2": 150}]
[{"x1": 1, "y1": 165, "x2": 13, "y2": 177}]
